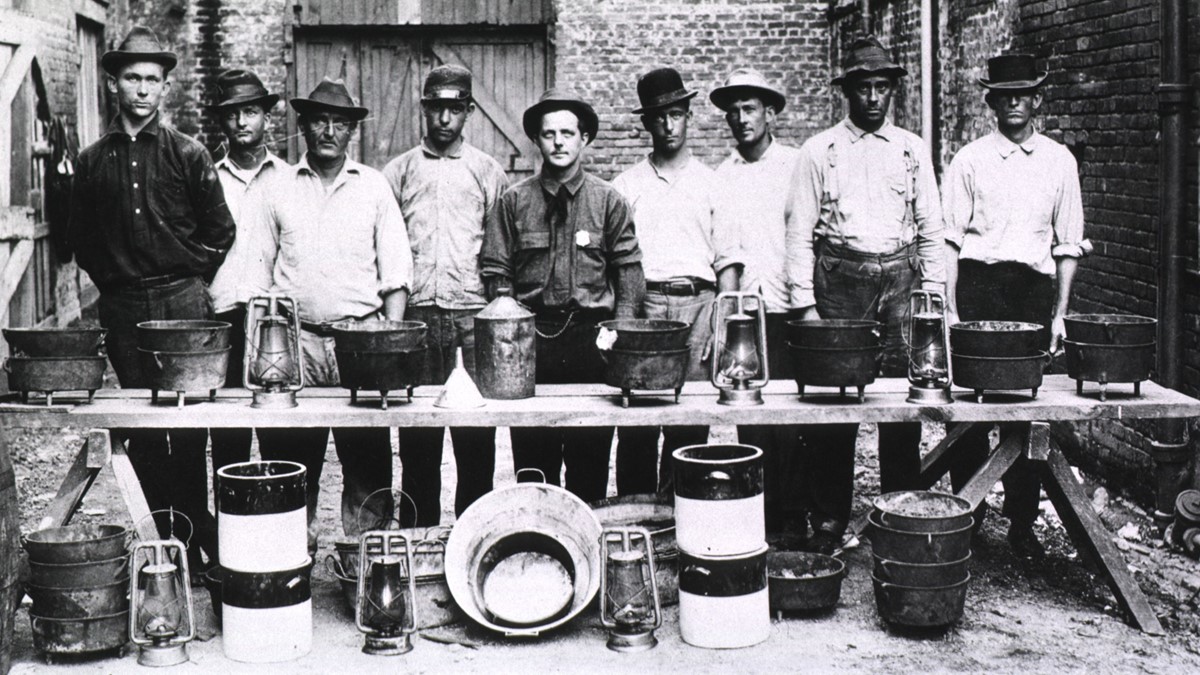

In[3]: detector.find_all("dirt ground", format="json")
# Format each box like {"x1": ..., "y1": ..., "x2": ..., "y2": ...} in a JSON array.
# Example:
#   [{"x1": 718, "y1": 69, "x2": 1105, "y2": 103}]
[{"x1": 7, "y1": 422, "x2": 1200, "y2": 674}]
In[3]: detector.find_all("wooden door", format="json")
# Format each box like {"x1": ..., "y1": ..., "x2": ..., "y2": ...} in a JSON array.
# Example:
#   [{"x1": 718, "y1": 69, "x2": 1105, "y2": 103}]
[{"x1": 292, "y1": 27, "x2": 548, "y2": 179}]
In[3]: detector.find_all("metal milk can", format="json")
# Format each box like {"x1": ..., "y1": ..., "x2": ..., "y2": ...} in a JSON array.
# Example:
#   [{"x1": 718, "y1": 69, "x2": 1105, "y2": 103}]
[{"x1": 473, "y1": 296, "x2": 536, "y2": 399}]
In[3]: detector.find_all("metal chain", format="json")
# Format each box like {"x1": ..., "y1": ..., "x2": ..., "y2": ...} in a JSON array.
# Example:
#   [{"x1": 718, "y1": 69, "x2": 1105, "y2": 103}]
[{"x1": 535, "y1": 310, "x2": 576, "y2": 339}]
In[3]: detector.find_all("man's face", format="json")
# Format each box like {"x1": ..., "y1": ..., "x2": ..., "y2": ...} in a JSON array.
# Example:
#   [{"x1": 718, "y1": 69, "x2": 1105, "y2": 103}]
[
  {"x1": 301, "y1": 112, "x2": 355, "y2": 163},
  {"x1": 219, "y1": 103, "x2": 268, "y2": 150},
  {"x1": 537, "y1": 109, "x2": 587, "y2": 171},
  {"x1": 642, "y1": 103, "x2": 691, "y2": 153},
  {"x1": 986, "y1": 90, "x2": 1042, "y2": 132},
  {"x1": 843, "y1": 74, "x2": 895, "y2": 129},
  {"x1": 724, "y1": 96, "x2": 774, "y2": 148},
  {"x1": 108, "y1": 62, "x2": 169, "y2": 122},
  {"x1": 422, "y1": 99, "x2": 473, "y2": 149}
]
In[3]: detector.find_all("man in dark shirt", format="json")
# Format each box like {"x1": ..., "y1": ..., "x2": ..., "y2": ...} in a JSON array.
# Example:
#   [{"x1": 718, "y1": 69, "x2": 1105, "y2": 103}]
[
  {"x1": 481, "y1": 89, "x2": 644, "y2": 502},
  {"x1": 69, "y1": 27, "x2": 234, "y2": 569}
]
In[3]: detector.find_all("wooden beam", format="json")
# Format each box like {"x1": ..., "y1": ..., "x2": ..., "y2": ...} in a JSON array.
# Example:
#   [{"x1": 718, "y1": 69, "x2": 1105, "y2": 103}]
[
  {"x1": 1025, "y1": 421, "x2": 1051, "y2": 461},
  {"x1": 0, "y1": 43, "x2": 35, "y2": 108},
  {"x1": 36, "y1": 430, "x2": 112, "y2": 530},
  {"x1": 0, "y1": 238, "x2": 34, "y2": 310},
  {"x1": 429, "y1": 42, "x2": 535, "y2": 164},
  {"x1": 1040, "y1": 444, "x2": 1166, "y2": 635},
  {"x1": 918, "y1": 422, "x2": 974, "y2": 488},
  {"x1": 109, "y1": 434, "x2": 158, "y2": 541},
  {"x1": 955, "y1": 428, "x2": 1023, "y2": 510}
]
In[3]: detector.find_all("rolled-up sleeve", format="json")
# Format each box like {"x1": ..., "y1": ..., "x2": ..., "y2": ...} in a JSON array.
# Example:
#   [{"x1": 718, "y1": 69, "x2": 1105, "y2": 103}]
[
  {"x1": 375, "y1": 184, "x2": 413, "y2": 295},
  {"x1": 480, "y1": 192, "x2": 514, "y2": 280},
  {"x1": 604, "y1": 191, "x2": 642, "y2": 267},
  {"x1": 785, "y1": 146, "x2": 821, "y2": 309},
  {"x1": 709, "y1": 186, "x2": 743, "y2": 275},
  {"x1": 912, "y1": 142, "x2": 946, "y2": 285},
  {"x1": 941, "y1": 154, "x2": 971, "y2": 250},
  {"x1": 1050, "y1": 153, "x2": 1089, "y2": 259}
]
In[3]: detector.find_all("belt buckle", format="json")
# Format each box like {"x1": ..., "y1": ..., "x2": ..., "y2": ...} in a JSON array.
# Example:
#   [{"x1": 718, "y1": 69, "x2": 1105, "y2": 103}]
[{"x1": 667, "y1": 279, "x2": 695, "y2": 295}]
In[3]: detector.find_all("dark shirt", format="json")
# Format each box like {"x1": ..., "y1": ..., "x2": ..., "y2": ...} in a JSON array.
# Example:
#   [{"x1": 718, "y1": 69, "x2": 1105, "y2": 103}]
[
  {"x1": 481, "y1": 169, "x2": 642, "y2": 313},
  {"x1": 69, "y1": 114, "x2": 235, "y2": 288}
]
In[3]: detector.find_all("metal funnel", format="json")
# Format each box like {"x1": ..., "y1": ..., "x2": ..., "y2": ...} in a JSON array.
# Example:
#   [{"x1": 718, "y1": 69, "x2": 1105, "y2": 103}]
[{"x1": 434, "y1": 348, "x2": 485, "y2": 409}]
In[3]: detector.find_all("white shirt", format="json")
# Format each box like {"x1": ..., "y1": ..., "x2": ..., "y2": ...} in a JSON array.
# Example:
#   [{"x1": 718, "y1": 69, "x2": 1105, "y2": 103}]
[{"x1": 208, "y1": 152, "x2": 285, "y2": 313}]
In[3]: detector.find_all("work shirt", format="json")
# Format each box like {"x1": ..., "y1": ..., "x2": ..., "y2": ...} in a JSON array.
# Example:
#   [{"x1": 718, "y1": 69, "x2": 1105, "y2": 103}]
[
  {"x1": 611, "y1": 155, "x2": 741, "y2": 283},
  {"x1": 942, "y1": 131, "x2": 1089, "y2": 276},
  {"x1": 787, "y1": 118, "x2": 945, "y2": 309},
  {"x1": 382, "y1": 140, "x2": 508, "y2": 310},
  {"x1": 69, "y1": 114, "x2": 235, "y2": 288},
  {"x1": 713, "y1": 139, "x2": 801, "y2": 313},
  {"x1": 243, "y1": 154, "x2": 413, "y2": 324},
  {"x1": 480, "y1": 169, "x2": 642, "y2": 314},
  {"x1": 208, "y1": 152, "x2": 286, "y2": 313}
]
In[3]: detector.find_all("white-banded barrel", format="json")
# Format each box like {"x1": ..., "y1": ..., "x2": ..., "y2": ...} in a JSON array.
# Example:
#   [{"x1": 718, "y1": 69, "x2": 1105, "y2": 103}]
[
  {"x1": 221, "y1": 560, "x2": 312, "y2": 663},
  {"x1": 217, "y1": 461, "x2": 307, "y2": 573},
  {"x1": 678, "y1": 545, "x2": 769, "y2": 649},
  {"x1": 672, "y1": 444, "x2": 764, "y2": 556}
]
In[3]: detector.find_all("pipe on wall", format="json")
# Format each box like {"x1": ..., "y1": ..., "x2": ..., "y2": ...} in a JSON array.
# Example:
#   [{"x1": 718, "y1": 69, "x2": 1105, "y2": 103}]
[{"x1": 920, "y1": 0, "x2": 933, "y2": 150}]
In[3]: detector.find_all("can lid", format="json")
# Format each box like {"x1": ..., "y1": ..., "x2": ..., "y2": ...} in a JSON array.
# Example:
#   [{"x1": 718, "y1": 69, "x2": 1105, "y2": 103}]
[
  {"x1": 475, "y1": 296, "x2": 534, "y2": 320},
  {"x1": 1175, "y1": 490, "x2": 1200, "y2": 523}
]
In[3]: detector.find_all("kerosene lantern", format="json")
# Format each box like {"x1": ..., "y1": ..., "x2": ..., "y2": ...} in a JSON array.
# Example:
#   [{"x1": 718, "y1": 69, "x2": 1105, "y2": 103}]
[
  {"x1": 711, "y1": 291, "x2": 769, "y2": 405},
  {"x1": 356, "y1": 530, "x2": 418, "y2": 656},
  {"x1": 129, "y1": 538, "x2": 195, "y2": 667},
  {"x1": 599, "y1": 526, "x2": 661, "y2": 652},
  {"x1": 244, "y1": 294, "x2": 304, "y2": 408},
  {"x1": 906, "y1": 289, "x2": 953, "y2": 404}
]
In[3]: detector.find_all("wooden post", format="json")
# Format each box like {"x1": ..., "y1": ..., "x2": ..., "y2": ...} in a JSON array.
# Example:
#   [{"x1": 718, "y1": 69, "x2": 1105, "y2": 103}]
[{"x1": 36, "y1": 429, "x2": 111, "y2": 530}]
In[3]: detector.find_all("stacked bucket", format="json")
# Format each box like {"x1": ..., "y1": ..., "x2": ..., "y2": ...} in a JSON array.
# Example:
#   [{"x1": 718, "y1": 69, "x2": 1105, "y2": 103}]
[
  {"x1": 673, "y1": 444, "x2": 769, "y2": 648},
  {"x1": 216, "y1": 461, "x2": 312, "y2": 663},
  {"x1": 22, "y1": 524, "x2": 131, "y2": 658},
  {"x1": 869, "y1": 491, "x2": 973, "y2": 628}
]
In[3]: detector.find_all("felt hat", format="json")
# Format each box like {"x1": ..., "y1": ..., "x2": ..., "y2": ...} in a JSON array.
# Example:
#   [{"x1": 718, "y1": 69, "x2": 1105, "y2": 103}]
[
  {"x1": 101, "y1": 26, "x2": 177, "y2": 76},
  {"x1": 290, "y1": 78, "x2": 369, "y2": 121},
  {"x1": 709, "y1": 68, "x2": 787, "y2": 113},
  {"x1": 209, "y1": 69, "x2": 280, "y2": 111},
  {"x1": 632, "y1": 67, "x2": 698, "y2": 114},
  {"x1": 422, "y1": 64, "x2": 473, "y2": 102},
  {"x1": 977, "y1": 54, "x2": 1048, "y2": 90},
  {"x1": 522, "y1": 88, "x2": 599, "y2": 142},
  {"x1": 831, "y1": 36, "x2": 908, "y2": 85}
]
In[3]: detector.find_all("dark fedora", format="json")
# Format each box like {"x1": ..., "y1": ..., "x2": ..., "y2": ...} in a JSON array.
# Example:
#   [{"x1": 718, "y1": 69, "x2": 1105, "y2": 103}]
[
  {"x1": 633, "y1": 67, "x2": 698, "y2": 114},
  {"x1": 422, "y1": 64, "x2": 472, "y2": 102},
  {"x1": 290, "y1": 78, "x2": 369, "y2": 121},
  {"x1": 209, "y1": 69, "x2": 280, "y2": 111},
  {"x1": 522, "y1": 88, "x2": 599, "y2": 143},
  {"x1": 831, "y1": 36, "x2": 908, "y2": 85},
  {"x1": 709, "y1": 68, "x2": 787, "y2": 113},
  {"x1": 101, "y1": 26, "x2": 177, "y2": 76},
  {"x1": 978, "y1": 54, "x2": 1048, "y2": 90}
]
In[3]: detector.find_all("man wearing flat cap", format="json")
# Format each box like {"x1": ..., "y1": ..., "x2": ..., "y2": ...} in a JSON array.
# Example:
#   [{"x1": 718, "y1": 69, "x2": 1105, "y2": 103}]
[
  {"x1": 481, "y1": 89, "x2": 644, "y2": 502},
  {"x1": 244, "y1": 78, "x2": 413, "y2": 547},
  {"x1": 206, "y1": 68, "x2": 287, "y2": 489},
  {"x1": 787, "y1": 35, "x2": 945, "y2": 554},
  {"x1": 612, "y1": 67, "x2": 742, "y2": 495},
  {"x1": 383, "y1": 65, "x2": 508, "y2": 524},
  {"x1": 710, "y1": 67, "x2": 804, "y2": 545},
  {"x1": 69, "y1": 26, "x2": 234, "y2": 570},
  {"x1": 942, "y1": 53, "x2": 1090, "y2": 557}
]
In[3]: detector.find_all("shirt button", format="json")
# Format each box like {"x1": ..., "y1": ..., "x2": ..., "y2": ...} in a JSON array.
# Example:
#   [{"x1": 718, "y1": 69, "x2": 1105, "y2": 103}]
[
  {"x1": 132, "y1": 161, "x2": 138, "y2": 167},
  {"x1": 135, "y1": 208, "x2": 141, "y2": 214},
  {"x1": 133, "y1": 183, "x2": 139, "y2": 189}
]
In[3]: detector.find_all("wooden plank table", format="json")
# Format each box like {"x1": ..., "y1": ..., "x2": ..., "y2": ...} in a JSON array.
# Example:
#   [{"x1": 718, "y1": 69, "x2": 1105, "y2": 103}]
[{"x1": 3, "y1": 375, "x2": 1197, "y2": 634}]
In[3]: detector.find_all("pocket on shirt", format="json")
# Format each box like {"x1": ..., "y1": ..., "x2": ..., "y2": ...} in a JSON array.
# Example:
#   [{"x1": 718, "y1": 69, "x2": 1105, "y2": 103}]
[
  {"x1": 575, "y1": 227, "x2": 608, "y2": 293},
  {"x1": 151, "y1": 174, "x2": 192, "y2": 221},
  {"x1": 514, "y1": 230, "x2": 551, "y2": 295}
]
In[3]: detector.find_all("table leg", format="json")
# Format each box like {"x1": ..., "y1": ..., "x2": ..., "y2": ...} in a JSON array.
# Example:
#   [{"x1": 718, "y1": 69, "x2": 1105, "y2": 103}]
[
  {"x1": 108, "y1": 432, "x2": 159, "y2": 541},
  {"x1": 956, "y1": 427, "x2": 1024, "y2": 511},
  {"x1": 36, "y1": 430, "x2": 111, "y2": 530},
  {"x1": 917, "y1": 422, "x2": 976, "y2": 489}
]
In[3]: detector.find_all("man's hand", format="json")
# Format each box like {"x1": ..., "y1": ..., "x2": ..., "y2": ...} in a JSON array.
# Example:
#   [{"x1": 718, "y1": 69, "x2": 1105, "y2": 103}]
[
  {"x1": 615, "y1": 305, "x2": 637, "y2": 320},
  {"x1": 796, "y1": 305, "x2": 820, "y2": 321},
  {"x1": 1049, "y1": 314, "x2": 1067, "y2": 355}
]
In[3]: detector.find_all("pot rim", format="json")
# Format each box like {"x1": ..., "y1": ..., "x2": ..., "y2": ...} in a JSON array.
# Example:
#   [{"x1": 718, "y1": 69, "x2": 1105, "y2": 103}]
[
  {"x1": 950, "y1": 321, "x2": 1043, "y2": 333},
  {"x1": 786, "y1": 342, "x2": 883, "y2": 354},
  {"x1": 24, "y1": 524, "x2": 129, "y2": 546},
  {"x1": 1062, "y1": 339, "x2": 1156, "y2": 350},
  {"x1": 867, "y1": 511, "x2": 975, "y2": 537},
  {"x1": 870, "y1": 571, "x2": 972, "y2": 591},
  {"x1": 7, "y1": 354, "x2": 109, "y2": 362},
  {"x1": 872, "y1": 552, "x2": 972, "y2": 569},
  {"x1": 785, "y1": 319, "x2": 883, "y2": 330},
  {"x1": 136, "y1": 320, "x2": 231, "y2": 331},
  {"x1": 672, "y1": 442, "x2": 763, "y2": 464},
  {"x1": 28, "y1": 554, "x2": 130, "y2": 570},
  {"x1": 330, "y1": 319, "x2": 427, "y2": 332},
  {"x1": 136, "y1": 346, "x2": 230, "y2": 355},
  {"x1": 605, "y1": 347, "x2": 691, "y2": 355},
  {"x1": 597, "y1": 318, "x2": 690, "y2": 332},
  {"x1": 1063, "y1": 314, "x2": 1156, "y2": 326},
  {"x1": 217, "y1": 459, "x2": 306, "y2": 481},
  {"x1": 950, "y1": 351, "x2": 1049, "y2": 363},
  {"x1": 766, "y1": 551, "x2": 846, "y2": 581},
  {"x1": 26, "y1": 579, "x2": 131, "y2": 593}
]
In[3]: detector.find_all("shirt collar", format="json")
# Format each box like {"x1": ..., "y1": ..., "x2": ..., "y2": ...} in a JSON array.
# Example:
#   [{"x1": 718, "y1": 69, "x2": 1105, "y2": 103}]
[
  {"x1": 539, "y1": 167, "x2": 586, "y2": 197},
  {"x1": 993, "y1": 130, "x2": 1040, "y2": 159},
  {"x1": 216, "y1": 151, "x2": 282, "y2": 176},
  {"x1": 646, "y1": 153, "x2": 695, "y2": 183},
  {"x1": 842, "y1": 117, "x2": 897, "y2": 144},
  {"x1": 420, "y1": 138, "x2": 465, "y2": 159},
  {"x1": 296, "y1": 153, "x2": 361, "y2": 187},
  {"x1": 728, "y1": 135, "x2": 778, "y2": 165},
  {"x1": 105, "y1": 112, "x2": 161, "y2": 140}
]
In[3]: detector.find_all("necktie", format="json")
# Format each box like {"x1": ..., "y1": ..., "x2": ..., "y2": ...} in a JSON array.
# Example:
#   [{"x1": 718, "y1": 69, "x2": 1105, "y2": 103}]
[{"x1": 543, "y1": 186, "x2": 571, "y2": 307}]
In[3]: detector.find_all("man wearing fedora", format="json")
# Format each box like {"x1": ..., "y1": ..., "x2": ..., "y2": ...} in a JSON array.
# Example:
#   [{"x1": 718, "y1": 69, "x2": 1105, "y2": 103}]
[
  {"x1": 710, "y1": 67, "x2": 805, "y2": 545},
  {"x1": 206, "y1": 68, "x2": 287, "y2": 488},
  {"x1": 942, "y1": 53, "x2": 1089, "y2": 556},
  {"x1": 245, "y1": 78, "x2": 413, "y2": 546},
  {"x1": 382, "y1": 65, "x2": 508, "y2": 524},
  {"x1": 611, "y1": 67, "x2": 741, "y2": 495},
  {"x1": 787, "y1": 35, "x2": 945, "y2": 554},
  {"x1": 481, "y1": 89, "x2": 644, "y2": 502},
  {"x1": 69, "y1": 26, "x2": 234, "y2": 569}
]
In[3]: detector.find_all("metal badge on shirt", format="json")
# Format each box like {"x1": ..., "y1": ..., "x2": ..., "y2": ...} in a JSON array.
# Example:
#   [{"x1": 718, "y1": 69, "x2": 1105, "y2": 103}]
[{"x1": 575, "y1": 230, "x2": 590, "y2": 247}]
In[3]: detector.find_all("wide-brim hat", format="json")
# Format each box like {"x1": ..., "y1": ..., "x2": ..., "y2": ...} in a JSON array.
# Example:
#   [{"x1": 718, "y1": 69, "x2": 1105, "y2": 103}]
[
  {"x1": 831, "y1": 36, "x2": 908, "y2": 85},
  {"x1": 522, "y1": 89, "x2": 599, "y2": 143},
  {"x1": 101, "y1": 26, "x2": 177, "y2": 76},
  {"x1": 978, "y1": 54, "x2": 1048, "y2": 90},
  {"x1": 422, "y1": 64, "x2": 473, "y2": 103},
  {"x1": 209, "y1": 68, "x2": 280, "y2": 111},
  {"x1": 709, "y1": 68, "x2": 786, "y2": 113},
  {"x1": 633, "y1": 67, "x2": 698, "y2": 114},
  {"x1": 290, "y1": 78, "x2": 369, "y2": 121}
]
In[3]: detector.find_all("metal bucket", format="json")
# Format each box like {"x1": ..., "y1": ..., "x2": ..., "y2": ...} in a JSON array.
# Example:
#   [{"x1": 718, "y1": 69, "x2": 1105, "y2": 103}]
[
  {"x1": 30, "y1": 610, "x2": 129, "y2": 656},
  {"x1": 22, "y1": 524, "x2": 130, "y2": 564},
  {"x1": 3, "y1": 327, "x2": 106, "y2": 357},
  {"x1": 873, "y1": 553, "x2": 971, "y2": 587},
  {"x1": 25, "y1": 580, "x2": 129, "y2": 619},
  {"x1": 872, "y1": 491, "x2": 974, "y2": 533},
  {"x1": 28, "y1": 555, "x2": 129, "y2": 589},
  {"x1": 678, "y1": 545, "x2": 769, "y2": 649},
  {"x1": 872, "y1": 573, "x2": 970, "y2": 627},
  {"x1": 673, "y1": 444, "x2": 764, "y2": 557},
  {"x1": 867, "y1": 512, "x2": 974, "y2": 564},
  {"x1": 222, "y1": 559, "x2": 312, "y2": 663},
  {"x1": 217, "y1": 461, "x2": 308, "y2": 573},
  {"x1": 766, "y1": 551, "x2": 845, "y2": 613},
  {"x1": 444, "y1": 481, "x2": 602, "y2": 636},
  {"x1": 591, "y1": 496, "x2": 679, "y2": 606},
  {"x1": 474, "y1": 297, "x2": 536, "y2": 399}
]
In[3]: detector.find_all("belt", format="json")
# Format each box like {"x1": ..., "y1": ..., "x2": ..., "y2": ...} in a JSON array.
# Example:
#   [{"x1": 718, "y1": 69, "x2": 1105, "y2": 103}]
[
  {"x1": 817, "y1": 239, "x2": 916, "y2": 263},
  {"x1": 98, "y1": 273, "x2": 195, "y2": 292},
  {"x1": 299, "y1": 320, "x2": 336, "y2": 337},
  {"x1": 645, "y1": 278, "x2": 716, "y2": 296}
]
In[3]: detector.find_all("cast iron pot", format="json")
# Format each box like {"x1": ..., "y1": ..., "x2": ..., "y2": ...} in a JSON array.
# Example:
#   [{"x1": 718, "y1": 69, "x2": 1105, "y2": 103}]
[
  {"x1": 872, "y1": 573, "x2": 970, "y2": 628},
  {"x1": 28, "y1": 555, "x2": 130, "y2": 589},
  {"x1": 330, "y1": 319, "x2": 427, "y2": 353},
  {"x1": 1063, "y1": 314, "x2": 1156, "y2": 345},
  {"x1": 872, "y1": 553, "x2": 971, "y2": 587},
  {"x1": 30, "y1": 611, "x2": 129, "y2": 655},
  {"x1": 787, "y1": 342, "x2": 882, "y2": 389},
  {"x1": 2, "y1": 327, "x2": 106, "y2": 357},
  {"x1": 600, "y1": 348, "x2": 690, "y2": 398},
  {"x1": 872, "y1": 491, "x2": 974, "y2": 534},
  {"x1": 1064, "y1": 340, "x2": 1155, "y2": 384},
  {"x1": 25, "y1": 580, "x2": 129, "y2": 620},
  {"x1": 597, "y1": 319, "x2": 690, "y2": 351},
  {"x1": 867, "y1": 512, "x2": 973, "y2": 564},
  {"x1": 5, "y1": 356, "x2": 107, "y2": 401},
  {"x1": 951, "y1": 351, "x2": 1049, "y2": 400},
  {"x1": 767, "y1": 551, "x2": 845, "y2": 612},
  {"x1": 334, "y1": 349, "x2": 425, "y2": 394},
  {"x1": 22, "y1": 524, "x2": 130, "y2": 564},
  {"x1": 785, "y1": 319, "x2": 882, "y2": 349},
  {"x1": 138, "y1": 347, "x2": 229, "y2": 395},
  {"x1": 949, "y1": 321, "x2": 1043, "y2": 357},
  {"x1": 136, "y1": 320, "x2": 231, "y2": 352}
]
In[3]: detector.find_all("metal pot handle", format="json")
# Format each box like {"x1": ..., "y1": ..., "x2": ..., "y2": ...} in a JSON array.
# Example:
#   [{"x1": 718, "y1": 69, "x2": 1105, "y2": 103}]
[
  {"x1": 356, "y1": 487, "x2": 418, "y2": 532},
  {"x1": 705, "y1": 470, "x2": 733, "y2": 483},
  {"x1": 324, "y1": 554, "x2": 347, "y2": 578},
  {"x1": 683, "y1": 564, "x2": 712, "y2": 576},
  {"x1": 1104, "y1": 322, "x2": 1117, "y2": 343},
  {"x1": 516, "y1": 467, "x2": 548, "y2": 484},
  {"x1": 133, "y1": 508, "x2": 194, "y2": 548}
]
